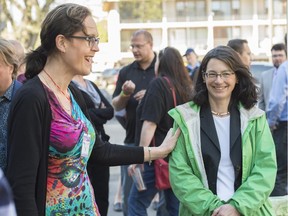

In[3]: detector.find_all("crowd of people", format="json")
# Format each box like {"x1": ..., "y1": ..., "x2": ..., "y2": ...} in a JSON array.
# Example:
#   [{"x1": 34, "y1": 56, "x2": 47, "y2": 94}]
[{"x1": 0, "y1": 2, "x2": 287, "y2": 216}]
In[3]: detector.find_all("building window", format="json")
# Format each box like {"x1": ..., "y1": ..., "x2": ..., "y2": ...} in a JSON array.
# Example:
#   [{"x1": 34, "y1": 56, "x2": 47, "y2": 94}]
[
  {"x1": 212, "y1": 0, "x2": 241, "y2": 20},
  {"x1": 168, "y1": 27, "x2": 208, "y2": 53},
  {"x1": 273, "y1": 0, "x2": 286, "y2": 19},
  {"x1": 165, "y1": 0, "x2": 206, "y2": 22}
]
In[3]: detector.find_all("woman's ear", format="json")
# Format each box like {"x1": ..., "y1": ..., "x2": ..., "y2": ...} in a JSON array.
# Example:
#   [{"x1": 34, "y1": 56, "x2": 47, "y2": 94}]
[
  {"x1": 55, "y1": 34, "x2": 66, "y2": 53},
  {"x1": 202, "y1": 74, "x2": 206, "y2": 83}
]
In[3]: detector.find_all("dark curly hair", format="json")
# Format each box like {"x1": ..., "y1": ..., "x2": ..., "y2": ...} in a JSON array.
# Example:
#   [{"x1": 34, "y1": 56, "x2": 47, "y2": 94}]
[{"x1": 193, "y1": 45, "x2": 258, "y2": 110}]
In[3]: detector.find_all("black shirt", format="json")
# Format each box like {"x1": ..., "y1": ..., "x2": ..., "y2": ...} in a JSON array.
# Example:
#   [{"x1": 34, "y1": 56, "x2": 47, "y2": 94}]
[
  {"x1": 113, "y1": 55, "x2": 156, "y2": 144},
  {"x1": 135, "y1": 77, "x2": 181, "y2": 147}
]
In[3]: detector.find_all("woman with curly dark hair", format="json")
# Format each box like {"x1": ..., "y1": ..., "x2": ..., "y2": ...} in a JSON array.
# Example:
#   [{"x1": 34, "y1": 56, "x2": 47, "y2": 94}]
[{"x1": 169, "y1": 45, "x2": 277, "y2": 216}]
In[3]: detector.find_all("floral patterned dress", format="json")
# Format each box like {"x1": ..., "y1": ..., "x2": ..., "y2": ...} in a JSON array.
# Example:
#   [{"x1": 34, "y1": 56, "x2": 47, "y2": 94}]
[{"x1": 43, "y1": 85, "x2": 100, "y2": 216}]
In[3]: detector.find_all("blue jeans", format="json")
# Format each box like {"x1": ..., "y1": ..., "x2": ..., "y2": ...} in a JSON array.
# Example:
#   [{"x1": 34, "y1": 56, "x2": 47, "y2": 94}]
[{"x1": 128, "y1": 162, "x2": 179, "y2": 216}]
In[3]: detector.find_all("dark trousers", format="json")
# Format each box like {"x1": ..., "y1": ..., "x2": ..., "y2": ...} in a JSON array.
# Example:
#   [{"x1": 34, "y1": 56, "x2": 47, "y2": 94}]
[
  {"x1": 271, "y1": 121, "x2": 287, "y2": 196},
  {"x1": 88, "y1": 162, "x2": 110, "y2": 216}
]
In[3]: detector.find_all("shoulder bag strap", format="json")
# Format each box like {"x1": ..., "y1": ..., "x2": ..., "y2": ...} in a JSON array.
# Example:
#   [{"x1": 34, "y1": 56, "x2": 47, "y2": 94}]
[{"x1": 163, "y1": 76, "x2": 177, "y2": 107}]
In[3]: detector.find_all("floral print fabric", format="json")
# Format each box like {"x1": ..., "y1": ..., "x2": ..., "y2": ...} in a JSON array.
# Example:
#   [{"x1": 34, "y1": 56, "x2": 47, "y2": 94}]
[{"x1": 43, "y1": 85, "x2": 99, "y2": 216}]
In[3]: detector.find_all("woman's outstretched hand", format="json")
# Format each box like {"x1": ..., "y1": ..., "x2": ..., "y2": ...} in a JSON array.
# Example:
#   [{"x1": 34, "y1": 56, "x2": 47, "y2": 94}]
[
  {"x1": 158, "y1": 128, "x2": 181, "y2": 158},
  {"x1": 141, "y1": 128, "x2": 181, "y2": 165}
]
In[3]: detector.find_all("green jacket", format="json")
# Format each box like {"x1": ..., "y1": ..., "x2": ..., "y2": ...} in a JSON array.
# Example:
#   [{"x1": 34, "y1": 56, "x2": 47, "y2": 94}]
[{"x1": 169, "y1": 102, "x2": 277, "y2": 216}]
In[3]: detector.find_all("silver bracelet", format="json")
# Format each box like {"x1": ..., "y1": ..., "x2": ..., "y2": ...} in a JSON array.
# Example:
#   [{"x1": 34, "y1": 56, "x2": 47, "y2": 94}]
[{"x1": 148, "y1": 147, "x2": 152, "y2": 166}]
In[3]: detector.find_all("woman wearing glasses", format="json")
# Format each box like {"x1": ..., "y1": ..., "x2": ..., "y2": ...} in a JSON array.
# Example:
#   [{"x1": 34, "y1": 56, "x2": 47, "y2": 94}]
[
  {"x1": 168, "y1": 46, "x2": 277, "y2": 216},
  {"x1": 6, "y1": 3, "x2": 180, "y2": 216}
]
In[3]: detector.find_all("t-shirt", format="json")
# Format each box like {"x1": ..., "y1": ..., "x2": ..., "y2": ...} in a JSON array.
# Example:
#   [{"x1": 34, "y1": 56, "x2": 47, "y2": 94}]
[
  {"x1": 113, "y1": 56, "x2": 156, "y2": 144},
  {"x1": 135, "y1": 77, "x2": 181, "y2": 147}
]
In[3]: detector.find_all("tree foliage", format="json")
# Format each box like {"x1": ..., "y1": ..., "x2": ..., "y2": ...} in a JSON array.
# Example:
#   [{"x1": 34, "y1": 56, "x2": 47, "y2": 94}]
[
  {"x1": 0, "y1": 0, "x2": 55, "y2": 50},
  {"x1": 119, "y1": 0, "x2": 162, "y2": 23}
]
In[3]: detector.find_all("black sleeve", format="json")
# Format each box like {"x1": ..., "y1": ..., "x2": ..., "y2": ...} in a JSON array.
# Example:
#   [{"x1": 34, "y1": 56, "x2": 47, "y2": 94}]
[
  {"x1": 71, "y1": 82, "x2": 144, "y2": 166},
  {"x1": 7, "y1": 86, "x2": 48, "y2": 216},
  {"x1": 89, "y1": 134, "x2": 144, "y2": 166},
  {"x1": 141, "y1": 78, "x2": 166, "y2": 124},
  {"x1": 88, "y1": 81, "x2": 114, "y2": 121}
]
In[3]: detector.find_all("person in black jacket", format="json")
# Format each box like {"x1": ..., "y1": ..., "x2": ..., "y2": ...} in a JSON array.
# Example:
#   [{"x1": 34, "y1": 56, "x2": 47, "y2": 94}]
[
  {"x1": 72, "y1": 75, "x2": 113, "y2": 216},
  {"x1": 6, "y1": 3, "x2": 180, "y2": 216}
]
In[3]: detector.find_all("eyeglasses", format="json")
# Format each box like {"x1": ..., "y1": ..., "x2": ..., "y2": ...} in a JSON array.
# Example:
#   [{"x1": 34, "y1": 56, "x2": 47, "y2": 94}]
[
  {"x1": 204, "y1": 71, "x2": 235, "y2": 80},
  {"x1": 272, "y1": 54, "x2": 285, "y2": 58},
  {"x1": 129, "y1": 42, "x2": 148, "y2": 50},
  {"x1": 67, "y1": 35, "x2": 100, "y2": 48}
]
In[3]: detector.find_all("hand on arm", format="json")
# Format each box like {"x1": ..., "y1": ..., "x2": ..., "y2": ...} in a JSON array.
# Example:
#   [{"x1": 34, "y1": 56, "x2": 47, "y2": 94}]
[
  {"x1": 134, "y1": 89, "x2": 146, "y2": 101},
  {"x1": 143, "y1": 128, "x2": 181, "y2": 162},
  {"x1": 100, "y1": 102, "x2": 106, "y2": 108}
]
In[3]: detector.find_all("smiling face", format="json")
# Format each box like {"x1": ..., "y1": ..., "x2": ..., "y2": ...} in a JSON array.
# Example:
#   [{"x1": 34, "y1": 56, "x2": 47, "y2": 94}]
[
  {"x1": 204, "y1": 58, "x2": 237, "y2": 105},
  {"x1": 64, "y1": 15, "x2": 99, "y2": 76}
]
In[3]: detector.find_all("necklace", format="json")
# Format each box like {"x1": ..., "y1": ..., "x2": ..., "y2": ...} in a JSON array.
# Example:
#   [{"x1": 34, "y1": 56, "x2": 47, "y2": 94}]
[
  {"x1": 41, "y1": 69, "x2": 71, "y2": 113},
  {"x1": 211, "y1": 110, "x2": 230, "y2": 117},
  {"x1": 43, "y1": 69, "x2": 70, "y2": 102}
]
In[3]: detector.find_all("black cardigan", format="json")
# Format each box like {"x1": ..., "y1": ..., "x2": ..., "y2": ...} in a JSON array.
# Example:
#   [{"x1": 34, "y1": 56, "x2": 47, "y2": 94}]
[{"x1": 6, "y1": 76, "x2": 144, "y2": 216}]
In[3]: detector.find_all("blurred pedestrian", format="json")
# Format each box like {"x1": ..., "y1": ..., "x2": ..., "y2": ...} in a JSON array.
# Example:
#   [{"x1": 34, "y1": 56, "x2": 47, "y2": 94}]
[
  {"x1": 267, "y1": 34, "x2": 287, "y2": 197},
  {"x1": 227, "y1": 39, "x2": 252, "y2": 68},
  {"x1": 0, "y1": 38, "x2": 22, "y2": 173},
  {"x1": 183, "y1": 48, "x2": 200, "y2": 80},
  {"x1": 6, "y1": 4, "x2": 180, "y2": 215},
  {"x1": 169, "y1": 45, "x2": 277, "y2": 215},
  {"x1": 9, "y1": 40, "x2": 26, "y2": 83},
  {"x1": 128, "y1": 47, "x2": 193, "y2": 216},
  {"x1": 112, "y1": 29, "x2": 156, "y2": 216},
  {"x1": 72, "y1": 75, "x2": 114, "y2": 216},
  {"x1": 258, "y1": 43, "x2": 287, "y2": 111}
]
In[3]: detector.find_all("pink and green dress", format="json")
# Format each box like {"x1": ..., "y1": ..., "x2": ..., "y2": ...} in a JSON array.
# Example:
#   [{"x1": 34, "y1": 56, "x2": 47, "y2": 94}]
[{"x1": 43, "y1": 85, "x2": 100, "y2": 215}]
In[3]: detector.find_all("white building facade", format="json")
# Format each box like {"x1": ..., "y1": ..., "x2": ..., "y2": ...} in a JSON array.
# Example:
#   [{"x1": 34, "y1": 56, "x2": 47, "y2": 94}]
[{"x1": 102, "y1": 0, "x2": 287, "y2": 63}]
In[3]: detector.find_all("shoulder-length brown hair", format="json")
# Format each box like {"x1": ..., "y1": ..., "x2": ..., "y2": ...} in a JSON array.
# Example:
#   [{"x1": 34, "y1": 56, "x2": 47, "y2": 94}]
[{"x1": 157, "y1": 47, "x2": 193, "y2": 103}]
